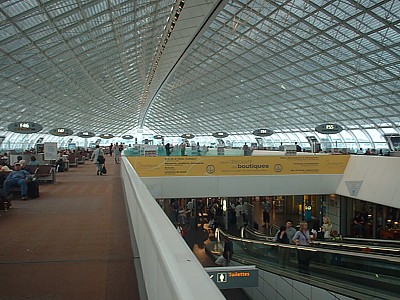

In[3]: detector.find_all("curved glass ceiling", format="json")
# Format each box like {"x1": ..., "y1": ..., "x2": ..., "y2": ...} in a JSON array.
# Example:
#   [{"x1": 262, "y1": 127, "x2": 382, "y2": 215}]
[{"x1": 1, "y1": 0, "x2": 400, "y2": 147}]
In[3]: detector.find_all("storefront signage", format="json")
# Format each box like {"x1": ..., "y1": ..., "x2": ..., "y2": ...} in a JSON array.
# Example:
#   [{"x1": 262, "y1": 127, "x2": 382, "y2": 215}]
[
  {"x1": 49, "y1": 128, "x2": 73, "y2": 136},
  {"x1": 154, "y1": 135, "x2": 163, "y2": 139},
  {"x1": 99, "y1": 133, "x2": 114, "y2": 139},
  {"x1": 181, "y1": 133, "x2": 195, "y2": 139},
  {"x1": 8, "y1": 122, "x2": 43, "y2": 134},
  {"x1": 122, "y1": 135, "x2": 134, "y2": 139},
  {"x1": 205, "y1": 266, "x2": 258, "y2": 289},
  {"x1": 128, "y1": 155, "x2": 350, "y2": 177},
  {"x1": 315, "y1": 124, "x2": 343, "y2": 134},
  {"x1": 76, "y1": 131, "x2": 95, "y2": 138},
  {"x1": 253, "y1": 128, "x2": 274, "y2": 137},
  {"x1": 212, "y1": 132, "x2": 229, "y2": 138}
]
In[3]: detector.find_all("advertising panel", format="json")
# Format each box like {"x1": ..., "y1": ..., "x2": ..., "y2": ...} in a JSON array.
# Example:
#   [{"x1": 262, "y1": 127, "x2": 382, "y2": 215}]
[{"x1": 128, "y1": 155, "x2": 350, "y2": 177}]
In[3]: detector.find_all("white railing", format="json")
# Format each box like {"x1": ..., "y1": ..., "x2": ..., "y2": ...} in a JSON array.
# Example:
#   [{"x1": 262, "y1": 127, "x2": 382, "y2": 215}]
[{"x1": 120, "y1": 157, "x2": 225, "y2": 300}]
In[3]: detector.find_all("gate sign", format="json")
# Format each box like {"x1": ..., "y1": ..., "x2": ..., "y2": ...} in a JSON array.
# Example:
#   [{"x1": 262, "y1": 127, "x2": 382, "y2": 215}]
[
  {"x1": 212, "y1": 132, "x2": 229, "y2": 138},
  {"x1": 204, "y1": 265, "x2": 258, "y2": 289},
  {"x1": 99, "y1": 133, "x2": 114, "y2": 139},
  {"x1": 181, "y1": 133, "x2": 195, "y2": 139},
  {"x1": 76, "y1": 131, "x2": 96, "y2": 138},
  {"x1": 49, "y1": 128, "x2": 73, "y2": 136},
  {"x1": 253, "y1": 128, "x2": 274, "y2": 137},
  {"x1": 8, "y1": 122, "x2": 43, "y2": 134},
  {"x1": 315, "y1": 124, "x2": 343, "y2": 134}
]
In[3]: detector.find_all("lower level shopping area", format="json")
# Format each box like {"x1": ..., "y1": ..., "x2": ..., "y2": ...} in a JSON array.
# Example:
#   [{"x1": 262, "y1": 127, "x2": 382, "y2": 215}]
[
  {"x1": 159, "y1": 194, "x2": 400, "y2": 241},
  {"x1": 122, "y1": 155, "x2": 400, "y2": 299}
]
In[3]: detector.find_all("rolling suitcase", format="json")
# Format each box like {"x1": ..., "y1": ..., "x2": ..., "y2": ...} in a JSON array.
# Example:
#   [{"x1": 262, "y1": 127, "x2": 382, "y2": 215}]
[{"x1": 27, "y1": 180, "x2": 39, "y2": 199}]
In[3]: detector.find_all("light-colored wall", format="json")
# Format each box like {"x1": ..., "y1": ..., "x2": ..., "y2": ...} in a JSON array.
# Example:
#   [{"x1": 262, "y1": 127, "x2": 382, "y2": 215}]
[
  {"x1": 244, "y1": 268, "x2": 355, "y2": 300},
  {"x1": 336, "y1": 156, "x2": 400, "y2": 209},
  {"x1": 142, "y1": 175, "x2": 342, "y2": 199}
]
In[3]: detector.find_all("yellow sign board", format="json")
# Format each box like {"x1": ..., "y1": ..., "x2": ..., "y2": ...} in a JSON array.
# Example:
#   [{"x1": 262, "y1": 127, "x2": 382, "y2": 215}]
[{"x1": 128, "y1": 155, "x2": 350, "y2": 177}]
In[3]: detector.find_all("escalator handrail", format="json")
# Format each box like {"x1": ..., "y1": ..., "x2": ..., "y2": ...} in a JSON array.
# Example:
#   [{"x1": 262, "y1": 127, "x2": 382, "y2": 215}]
[
  {"x1": 244, "y1": 227, "x2": 400, "y2": 255},
  {"x1": 217, "y1": 229, "x2": 400, "y2": 263}
]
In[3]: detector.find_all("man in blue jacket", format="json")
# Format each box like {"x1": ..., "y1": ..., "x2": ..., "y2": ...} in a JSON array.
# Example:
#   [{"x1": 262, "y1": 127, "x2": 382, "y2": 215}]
[{"x1": 3, "y1": 162, "x2": 30, "y2": 200}]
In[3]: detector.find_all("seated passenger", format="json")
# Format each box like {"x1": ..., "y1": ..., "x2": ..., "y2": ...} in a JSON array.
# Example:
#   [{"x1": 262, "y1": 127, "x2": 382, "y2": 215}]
[
  {"x1": 0, "y1": 161, "x2": 12, "y2": 173},
  {"x1": 18, "y1": 159, "x2": 27, "y2": 169},
  {"x1": 0, "y1": 161, "x2": 12, "y2": 186},
  {"x1": 3, "y1": 162, "x2": 30, "y2": 200},
  {"x1": 28, "y1": 156, "x2": 40, "y2": 166},
  {"x1": 56, "y1": 158, "x2": 65, "y2": 172}
]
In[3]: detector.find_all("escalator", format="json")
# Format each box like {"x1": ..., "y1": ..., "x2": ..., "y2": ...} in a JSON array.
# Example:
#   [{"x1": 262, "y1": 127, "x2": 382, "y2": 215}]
[
  {"x1": 242, "y1": 226, "x2": 400, "y2": 257},
  {"x1": 209, "y1": 229, "x2": 400, "y2": 300}
]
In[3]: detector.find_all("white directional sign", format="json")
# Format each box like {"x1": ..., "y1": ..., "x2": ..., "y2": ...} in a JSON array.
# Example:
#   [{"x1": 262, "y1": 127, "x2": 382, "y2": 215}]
[{"x1": 217, "y1": 273, "x2": 227, "y2": 283}]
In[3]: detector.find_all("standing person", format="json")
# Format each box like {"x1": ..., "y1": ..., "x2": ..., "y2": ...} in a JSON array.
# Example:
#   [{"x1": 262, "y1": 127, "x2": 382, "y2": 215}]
[
  {"x1": 292, "y1": 221, "x2": 313, "y2": 274},
  {"x1": 262, "y1": 199, "x2": 272, "y2": 228},
  {"x1": 273, "y1": 220, "x2": 296, "y2": 242},
  {"x1": 172, "y1": 200, "x2": 179, "y2": 224},
  {"x1": 118, "y1": 143, "x2": 124, "y2": 156},
  {"x1": 215, "y1": 236, "x2": 234, "y2": 266},
  {"x1": 165, "y1": 143, "x2": 172, "y2": 156},
  {"x1": 196, "y1": 142, "x2": 201, "y2": 156},
  {"x1": 114, "y1": 142, "x2": 121, "y2": 164},
  {"x1": 275, "y1": 226, "x2": 290, "y2": 267},
  {"x1": 109, "y1": 143, "x2": 113, "y2": 157},
  {"x1": 273, "y1": 220, "x2": 296, "y2": 267},
  {"x1": 321, "y1": 216, "x2": 333, "y2": 239},
  {"x1": 243, "y1": 143, "x2": 250, "y2": 156},
  {"x1": 295, "y1": 142, "x2": 302, "y2": 152},
  {"x1": 179, "y1": 142, "x2": 186, "y2": 156},
  {"x1": 91, "y1": 145, "x2": 105, "y2": 175},
  {"x1": 235, "y1": 202, "x2": 244, "y2": 230}
]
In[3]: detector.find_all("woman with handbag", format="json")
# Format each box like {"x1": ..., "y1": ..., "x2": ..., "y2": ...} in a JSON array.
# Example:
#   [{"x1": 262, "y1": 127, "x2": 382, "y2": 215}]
[{"x1": 90, "y1": 145, "x2": 105, "y2": 175}]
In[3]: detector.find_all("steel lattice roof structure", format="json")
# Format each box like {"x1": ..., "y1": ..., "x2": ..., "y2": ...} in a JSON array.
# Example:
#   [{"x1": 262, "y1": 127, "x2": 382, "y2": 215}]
[{"x1": 1, "y1": 0, "x2": 400, "y2": 149}]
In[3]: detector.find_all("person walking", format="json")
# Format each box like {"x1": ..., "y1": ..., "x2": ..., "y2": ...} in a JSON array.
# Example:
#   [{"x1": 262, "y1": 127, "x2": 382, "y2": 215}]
[
  {"x1": 109, "y1": 143, "x2": 113, "y2": 156},
  {"x1": 91, "y1": 145, "x2": 105, "y2": 175},
  {"x1": 114, "y1": 142, "x2": 121, "y2": 164}
]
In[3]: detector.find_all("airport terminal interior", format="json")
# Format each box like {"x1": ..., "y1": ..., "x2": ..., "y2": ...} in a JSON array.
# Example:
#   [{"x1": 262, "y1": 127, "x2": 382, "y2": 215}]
[{"x1": 1, "y1": 0, "x2": 400, "y2": 299}]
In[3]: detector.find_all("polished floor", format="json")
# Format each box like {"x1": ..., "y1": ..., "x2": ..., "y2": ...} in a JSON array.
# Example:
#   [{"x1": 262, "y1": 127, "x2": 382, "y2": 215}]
[{"x1": 0, "y1": 158, "x2": 140, "y2": 300}]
